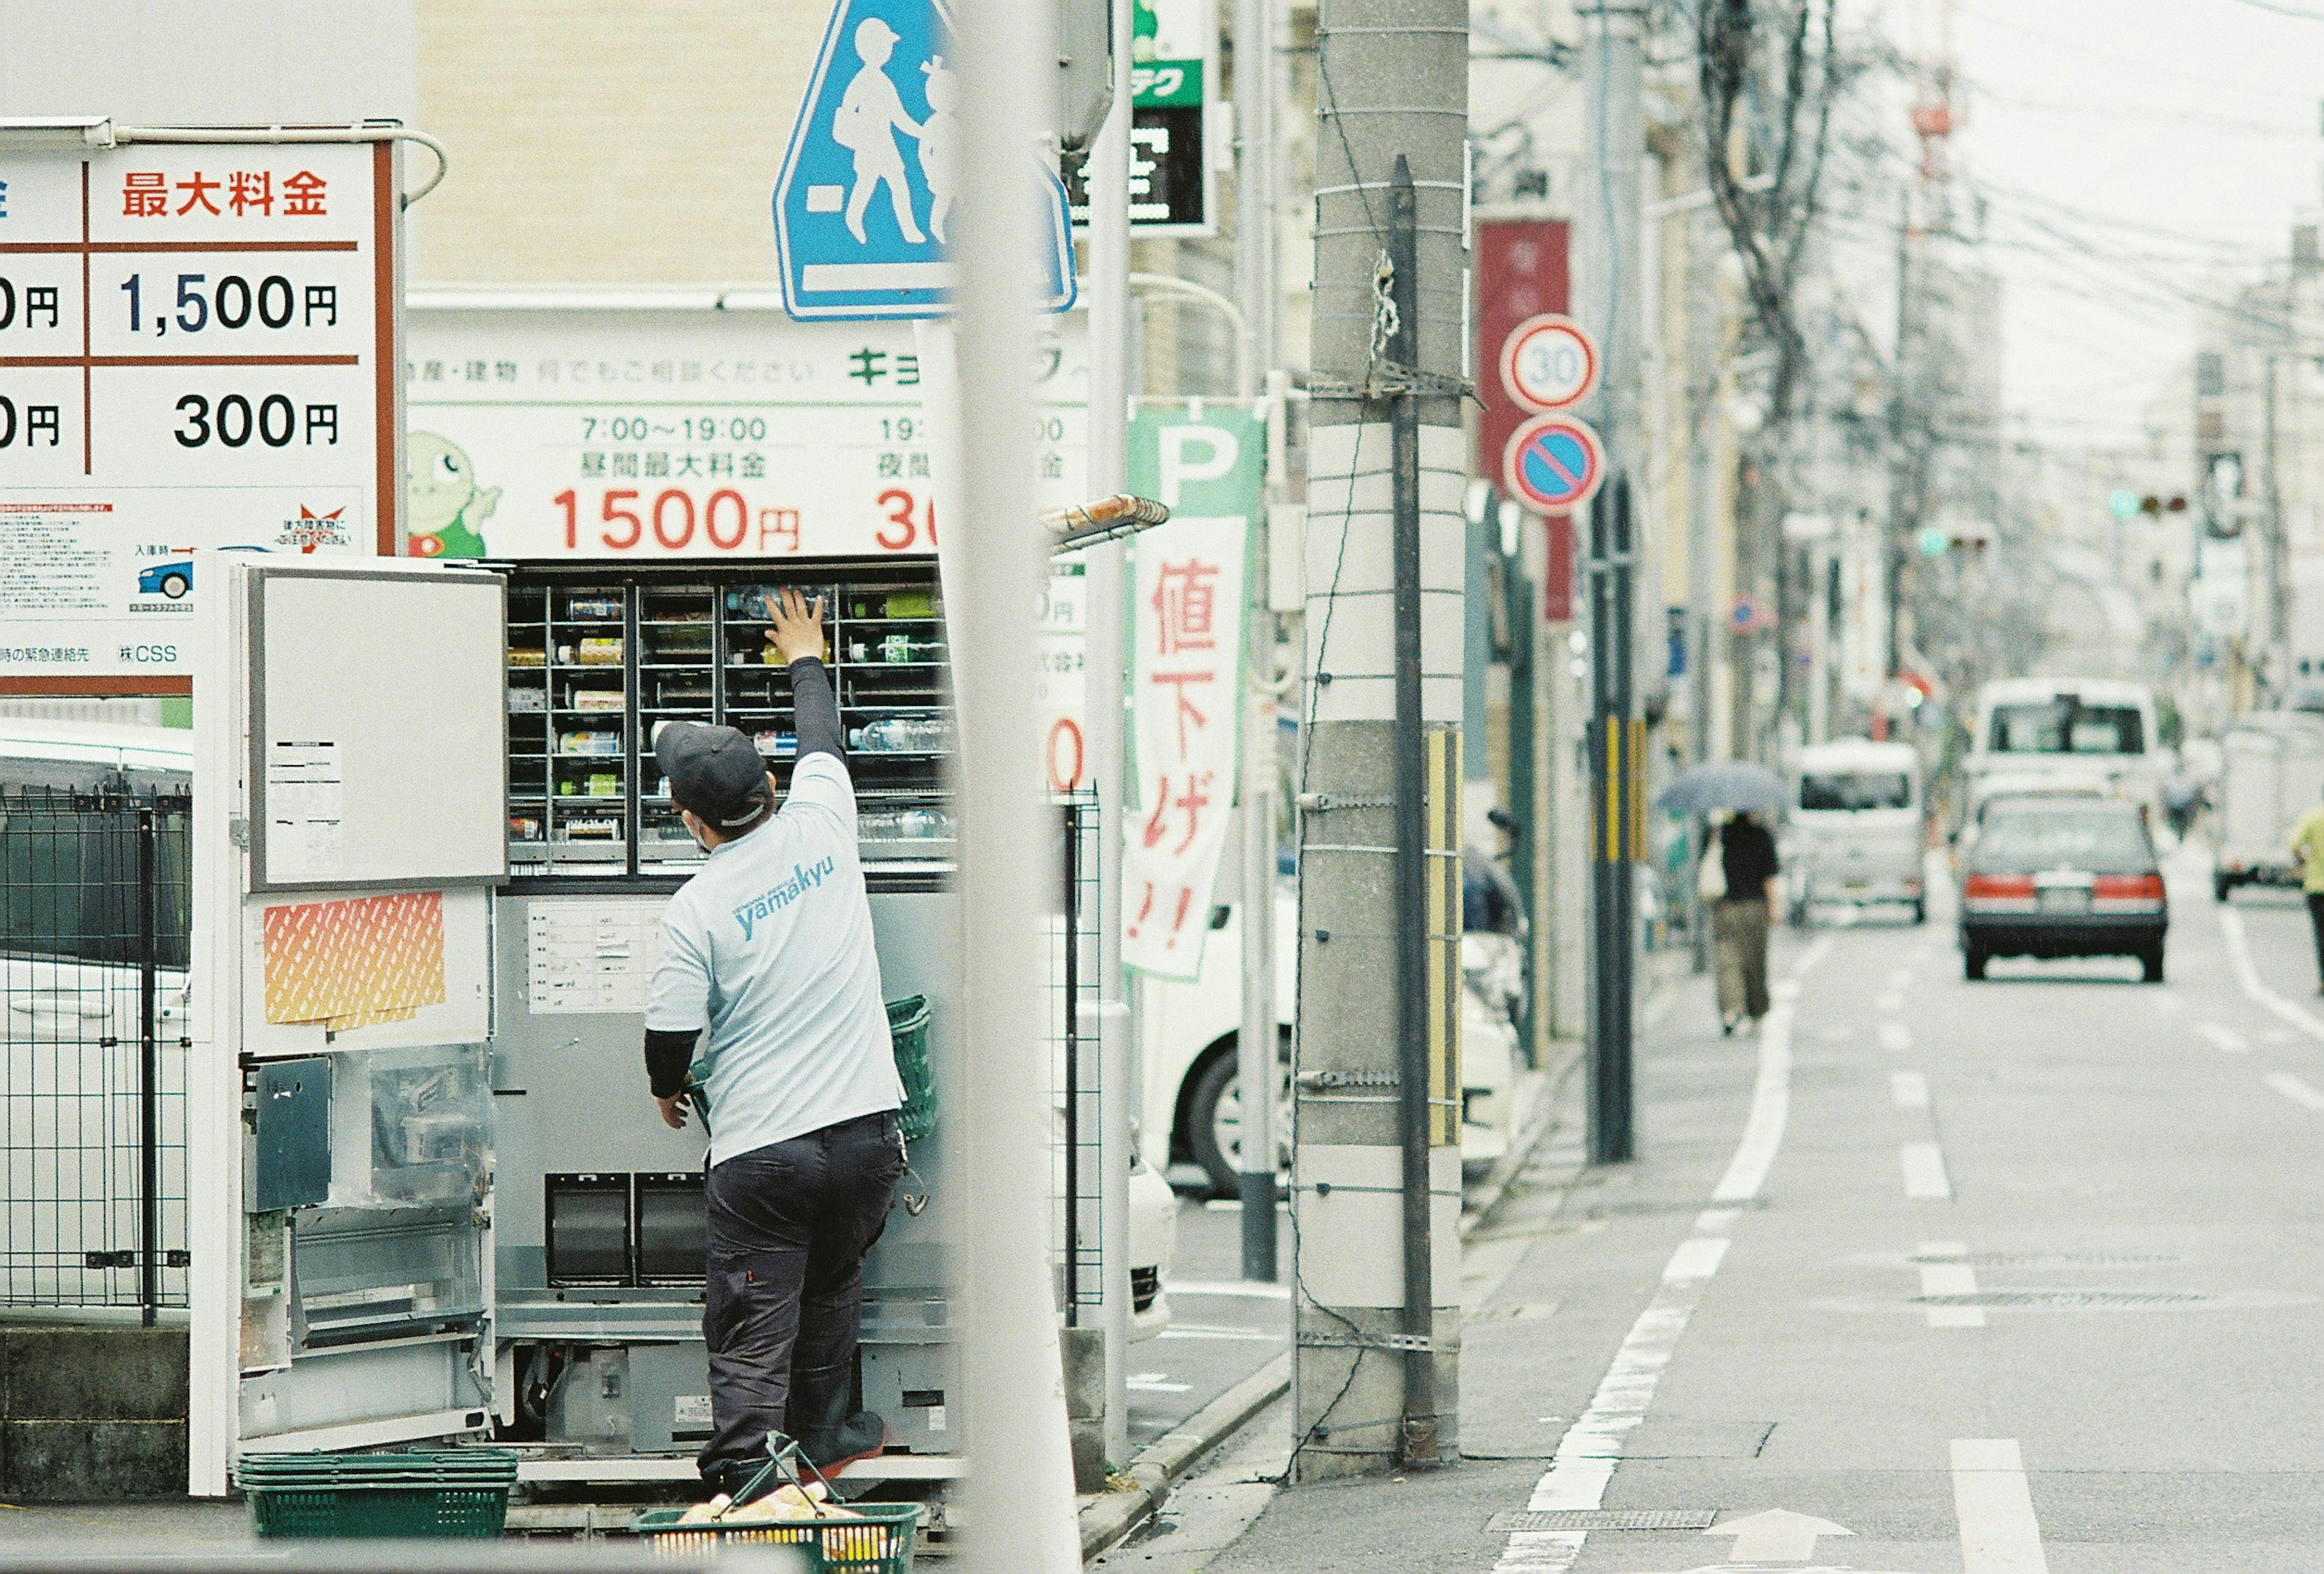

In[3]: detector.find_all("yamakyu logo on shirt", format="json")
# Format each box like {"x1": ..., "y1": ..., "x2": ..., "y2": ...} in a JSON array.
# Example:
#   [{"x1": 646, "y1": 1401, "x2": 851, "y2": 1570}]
[{"x1": 734, "y1": 856, "x2": 839, "y2": 938}]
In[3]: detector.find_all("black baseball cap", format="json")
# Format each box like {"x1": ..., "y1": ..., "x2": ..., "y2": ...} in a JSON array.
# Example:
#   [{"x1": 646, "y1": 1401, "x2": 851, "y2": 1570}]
[{"x1": 654, "y1": 721, "x2": 772, "y2": 831}]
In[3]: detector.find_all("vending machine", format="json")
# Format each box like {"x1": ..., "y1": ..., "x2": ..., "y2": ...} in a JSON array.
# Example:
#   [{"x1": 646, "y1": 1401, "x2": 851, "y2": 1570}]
[{"x1": 485, "y1": 556, "x2": 963, "y2": 1480}]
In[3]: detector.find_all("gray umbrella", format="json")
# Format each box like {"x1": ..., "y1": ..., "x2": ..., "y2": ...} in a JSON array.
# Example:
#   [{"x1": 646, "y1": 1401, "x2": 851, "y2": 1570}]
[{"x1": 1655, "y1": 760, "x2": 1788, "y2": 816}]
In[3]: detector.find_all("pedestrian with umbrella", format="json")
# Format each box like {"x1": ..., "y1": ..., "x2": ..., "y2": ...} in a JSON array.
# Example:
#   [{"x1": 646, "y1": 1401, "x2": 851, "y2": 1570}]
[{"x1": 1659, "y1": 763, "x2": 1788, "y2": 1036}]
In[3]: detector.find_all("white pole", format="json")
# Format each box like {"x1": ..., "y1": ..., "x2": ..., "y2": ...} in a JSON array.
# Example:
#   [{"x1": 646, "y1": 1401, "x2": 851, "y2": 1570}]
[
  {"x1": 1083, "y1": 0, "x2": 1138, "y2": 1467},
  {"x1": 950, "y1": 0, "x2": 1083, "y2": 1554}
]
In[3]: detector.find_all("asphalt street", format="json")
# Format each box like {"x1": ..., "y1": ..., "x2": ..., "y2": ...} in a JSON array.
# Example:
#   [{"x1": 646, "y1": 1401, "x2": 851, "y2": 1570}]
[
  {"x1": 1163, "y1": 848, "x2": 2324, "y2": 1572},
  {"x1": 1127, "y1": 1198, "x2": 1294, "y2": 1452}
]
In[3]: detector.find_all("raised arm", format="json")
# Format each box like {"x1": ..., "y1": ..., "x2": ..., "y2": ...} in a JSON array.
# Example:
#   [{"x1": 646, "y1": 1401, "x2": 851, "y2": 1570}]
[{"x1": 766, "y1": 588, "x2": 845, "y2": 764}]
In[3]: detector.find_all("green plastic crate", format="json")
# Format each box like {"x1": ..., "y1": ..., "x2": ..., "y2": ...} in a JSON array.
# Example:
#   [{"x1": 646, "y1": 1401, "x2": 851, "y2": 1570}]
[
  {"x1": 633, "y1": 1498, "x2": 919, "y2": 1570},
  {"x1": 886, "y1": 994, "x2": 934, "y2": 1142},
  {"x1": 687, "y1": 995, "x2": 935, "y2": 1144},
  {"x1": 235, "y1": 1449, "x2": 519, "y2": 1538}
]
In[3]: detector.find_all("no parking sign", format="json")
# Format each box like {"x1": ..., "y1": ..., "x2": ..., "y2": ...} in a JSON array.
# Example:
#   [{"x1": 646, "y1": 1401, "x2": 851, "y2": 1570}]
[{"x1": 1502, "y1": 412, "x2": 1605, "y2": 515}]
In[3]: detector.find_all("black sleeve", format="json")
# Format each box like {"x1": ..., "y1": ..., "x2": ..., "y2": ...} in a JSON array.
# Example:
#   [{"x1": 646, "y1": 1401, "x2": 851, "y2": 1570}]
[
  {"x1": 788, "y1": 656, "x2": 846, "y2": 763},
  {"x1": 644, "y1": 1027, "x2": 698, "y2": 1100}
]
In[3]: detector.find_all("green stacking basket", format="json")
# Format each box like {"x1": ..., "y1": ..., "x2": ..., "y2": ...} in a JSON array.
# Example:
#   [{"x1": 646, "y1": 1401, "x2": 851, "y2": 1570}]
[
  {"x1": 633, "y1": 1500, "x2": 920, "y2": 1570},
  {"x1": 886, "y1": 994, "x2": 935, "y2": 1142},
  {"x1": 234, "y1": 1449, "x2": 519, "y2": 1538},
  {"x1": 686, "y1": 995, "x2": 934, "y2": 1144}
]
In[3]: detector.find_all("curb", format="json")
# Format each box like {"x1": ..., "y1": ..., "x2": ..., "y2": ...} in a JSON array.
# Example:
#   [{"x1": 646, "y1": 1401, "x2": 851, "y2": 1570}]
[{"x1": 1078, "y1": 1352, "x2": 1292, "y2": 1560}]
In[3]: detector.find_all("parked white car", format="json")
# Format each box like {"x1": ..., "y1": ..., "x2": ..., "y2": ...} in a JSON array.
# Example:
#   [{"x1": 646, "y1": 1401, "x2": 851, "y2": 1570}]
[{"x1": 0, "y1": 720, "x2": 194, "y2": 1304}]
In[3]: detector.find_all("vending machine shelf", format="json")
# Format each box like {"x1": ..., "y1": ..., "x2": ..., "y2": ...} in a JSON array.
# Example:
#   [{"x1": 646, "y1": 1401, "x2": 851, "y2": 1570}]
[{"x1": 502, "y1": 562, "x2": 954, "y2": 881}]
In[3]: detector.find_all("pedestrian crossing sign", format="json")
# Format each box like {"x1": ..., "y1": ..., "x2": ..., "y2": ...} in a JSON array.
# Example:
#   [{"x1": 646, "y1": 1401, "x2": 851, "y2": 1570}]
[{"x1": 773, "y1": 0, "x2": 1078, "y2": 320}]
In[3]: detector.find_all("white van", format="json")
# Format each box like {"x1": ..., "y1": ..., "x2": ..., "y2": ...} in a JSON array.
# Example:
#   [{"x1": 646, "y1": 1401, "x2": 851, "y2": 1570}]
[
  {"x1": 1788, "y1": 737, "x2": 1926, "y2": 922},
  {"x1": 1966, "y1": 679, "x2": 2160, "y2": 822},
  {"x1": 0, "y1": 720, "x2": 194, "y2": 1308}
]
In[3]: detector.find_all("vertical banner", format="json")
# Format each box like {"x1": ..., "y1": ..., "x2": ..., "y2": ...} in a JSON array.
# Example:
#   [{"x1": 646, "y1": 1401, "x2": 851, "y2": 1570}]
[
  {"x1": 1122, "y1": 400, "x2": 1261, "y2": 979},
  {"x1": 1473, "y1": 218, "x2": 1574, "y2": 621}
]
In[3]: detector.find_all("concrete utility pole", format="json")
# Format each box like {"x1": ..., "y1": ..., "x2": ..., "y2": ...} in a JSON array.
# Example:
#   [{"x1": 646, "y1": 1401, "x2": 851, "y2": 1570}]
[
  {"x1": 1083, "y1": 0, "x2": 1137, "y2": 1465},
  {"x1": 1233, "y1": 0, "x2": 1280, "y2": 1282},
  {"x1": 1293, "y1": 0, "x2": 1466, "y2": 1478},
  {"x1": 1573, "y1": 0, "x2": 1646, "y2": 1165}
]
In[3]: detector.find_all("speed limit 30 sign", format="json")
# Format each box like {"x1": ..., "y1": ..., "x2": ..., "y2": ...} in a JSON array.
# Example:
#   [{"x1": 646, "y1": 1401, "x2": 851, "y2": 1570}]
[
  {"x1": 1499, "y1": 313, "x2": 1597, "y2": 414},
  {"x1": 0, "y1": 141, "x2": 398, "y2": 692}
]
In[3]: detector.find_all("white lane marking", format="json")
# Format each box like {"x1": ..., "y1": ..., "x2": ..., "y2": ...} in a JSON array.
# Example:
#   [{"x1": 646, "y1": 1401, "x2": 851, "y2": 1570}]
[
  {"x1": 1953, "y1": 1438, "x2": 2050, "y2": 1573},
  {"x1": 1157, "y1": 1325, "x2": 1282, "y2": 1342},
  {"x1": 1694, "y1": 1206, "x2": 1742, "y2": 1235},
  {"x1": 1168, "y1": 1280, "x2": 1293, "y2": 1300},
  {"x1": 1920, "y1": 1248, "x2": 1986, "y2": 1328},
  {"x1": 2217, "y1": 905, "x2": 2324, "y2": 1044},
  {"x1": 1664, "y1": 1237, "x2": 1730, "y2": 1282},
  {"x1": 1891, "y1": 1071, "x2": 1930, "y2": 1110},
  {"x1": 2153, "y1": 989, "x2": 2185, "y2": 1015},
  {"x1": 1487, "y1": 944, "x2": 1820, "y2": 1573},
  {"x1": 2193, "y1": 1021, "x2": 2250, "y2": 1054},
  {"x1": 1879, "y1": 1021, "x2": 1912, "y2": 1053},
  {"x1": 1127, "y1": 1374, "x2": 1190, "y2": 1392},
  {"x1": 1876, "y1": 990, "x2": 1905, "y2": 1013},
  {"x1": 1902, "y1": 1142, "x2": 1954, "y2": 1200},
  {"x1": 2266, "y1": 1071, "x2": 2324, "y2": 1111}
]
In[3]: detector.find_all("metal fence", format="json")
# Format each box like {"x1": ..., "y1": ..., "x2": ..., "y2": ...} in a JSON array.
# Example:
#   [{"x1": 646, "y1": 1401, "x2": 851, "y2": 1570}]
[
  {"x1": 1051, "y1": 790, "x2": 1103, "y2": 1326},
  {"x1": 0, "y1": 789, "x2": 191, "y2": 1322}
]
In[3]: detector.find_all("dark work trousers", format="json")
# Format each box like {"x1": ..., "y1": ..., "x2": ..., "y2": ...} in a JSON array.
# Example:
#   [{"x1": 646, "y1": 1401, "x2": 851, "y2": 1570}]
[
  {"x1": 698, "y1": 1109, "x2": 905, "y2": 1485},
  {"x1": 2308, "y1": 894, "x2": 2324, "y2": 986}
]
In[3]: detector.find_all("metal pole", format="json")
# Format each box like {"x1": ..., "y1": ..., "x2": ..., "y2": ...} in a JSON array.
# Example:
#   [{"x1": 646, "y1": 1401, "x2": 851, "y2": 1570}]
[
  {"x1": 1500, "y1": 501, "x2": 1539, "y2": 1065},
  {"x1": 1083, "y1": 0, "x2": 1137, "y2": 1464},
  {"x1": 1062, "y1": 803, "x2": 1083, "y2": 1325},
  {"x1": 1386, "y1": 157, "x2": 1437, "y2": 1469},
  {"x1": 137, "y1": 804, "x2": 159, "y2": 1329},
  {"x1": 1232, "y1": 0, "x2": 1282, "y2": 1282},
  {"x1": 1586, "y1": 478, "x2": 1636, "y2": 1164},
  {"x1": 950, "y1": 0, "x2": 1084, "y2": 1549}
]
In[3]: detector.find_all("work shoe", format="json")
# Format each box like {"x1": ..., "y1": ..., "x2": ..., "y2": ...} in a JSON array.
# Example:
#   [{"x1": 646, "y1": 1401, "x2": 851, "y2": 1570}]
[{"x1": 801, "y1": 1411, "x2": 890, "y2": 1480}]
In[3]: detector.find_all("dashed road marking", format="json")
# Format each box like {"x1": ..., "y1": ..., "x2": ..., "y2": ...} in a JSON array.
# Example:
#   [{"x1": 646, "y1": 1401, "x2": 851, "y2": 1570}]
[
  {"x1": 1486, "y1": 941, "x2": 1827, "y2": 1573},
  {"x1": 1902, "y1": 1142, "x2": 1953, "y2": 1200},
  {"x1": 2193, "y1": 1021, "x2": 2250, "y2": 1054},
  {"x1": 1891, "y1": 1071, "x2": 1930, "y2": 1110},
  {"x1": 1952, "y1": 1438, "x2": 2050, "y2": 1573},
  {"x1": 2265, "y1": 1071, "x2": 2324, "y2": 1111},
  {"x1": 2153, "y1": 989, "x2": 2185, "y2": 1015},
  {"x1": 1879, "y1": 1021, "x2": 1911, "y2": 1053},
  {"x1": 1918, "y1": 1242, "x2": 1986, "y2": 1328},
  {"x1": 1876, "y1": 990, "x2": 1905, "y2": 1014}
]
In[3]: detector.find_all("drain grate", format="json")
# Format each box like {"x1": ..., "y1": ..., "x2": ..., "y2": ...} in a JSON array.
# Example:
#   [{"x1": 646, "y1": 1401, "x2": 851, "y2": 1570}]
[
  {"x1": 1913, "y1": 1289, "x2": 2213, "y2": 1308},
  {"x1": 1909, "y1": 1251, "x2": 2184, "y2": 1268},
  {"x1": 1485, "y1": 1509, "x2": 1718, "y2": 1532}
]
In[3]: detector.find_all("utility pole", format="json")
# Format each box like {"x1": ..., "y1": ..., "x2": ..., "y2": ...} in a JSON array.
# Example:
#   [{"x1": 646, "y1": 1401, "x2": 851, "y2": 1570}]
[
  {"x1": 1293, "y1": 0, "x2": 1465, "y2": 1479},
  {"x1": 1574, "y1": 0, "x2": 1645, "y2": 1165},
  {"x1": 1233, "y1": 0, "x2": 1279, "y2": 1282},
  {"x1": 1082, "y1": 0, "x2": 1137, "y2": 1464}
]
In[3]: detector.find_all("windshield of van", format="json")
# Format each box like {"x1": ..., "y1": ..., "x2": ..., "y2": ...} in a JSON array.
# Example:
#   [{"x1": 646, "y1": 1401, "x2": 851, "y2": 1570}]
[
  {"x1": 1986, "y1": 700, "x2": 2144, "y2": 756},
  {"x1": 1973, "y1": 805, "x2": 2153, "y2": 872},
  {"x1": 1799, "y1": 772, "x2": 1911, "y2": 811}
]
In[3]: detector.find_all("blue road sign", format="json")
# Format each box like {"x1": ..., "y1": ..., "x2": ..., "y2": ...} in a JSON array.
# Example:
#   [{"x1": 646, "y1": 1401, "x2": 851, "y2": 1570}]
[
  {"x1": 773, "y1": 0, "x2": 1077, "y2": 320},
  {"x1": 1502, "y1": 412, "x2": 1605, "y2": 515}
]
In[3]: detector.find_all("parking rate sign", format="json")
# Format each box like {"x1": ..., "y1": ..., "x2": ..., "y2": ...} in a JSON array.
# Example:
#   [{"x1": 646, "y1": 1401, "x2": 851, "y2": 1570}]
[
  {"x1": 773, "y1": 0, "x2": 1077, "y2": 320},
  {"x1": 0, "y1": 142, "x2": 393, "y2": 692}
]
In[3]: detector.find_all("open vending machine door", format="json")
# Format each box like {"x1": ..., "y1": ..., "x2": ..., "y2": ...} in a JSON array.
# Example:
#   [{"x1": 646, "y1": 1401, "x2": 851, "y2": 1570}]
[{"x1": 188, "y1": 556, "x2": 508, "y2": 1494}]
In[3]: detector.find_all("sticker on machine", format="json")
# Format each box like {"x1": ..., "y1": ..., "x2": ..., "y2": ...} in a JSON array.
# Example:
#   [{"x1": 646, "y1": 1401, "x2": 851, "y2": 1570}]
[{"x1": 674, "y1": 1395, "x2": 713, "y2": 1430}]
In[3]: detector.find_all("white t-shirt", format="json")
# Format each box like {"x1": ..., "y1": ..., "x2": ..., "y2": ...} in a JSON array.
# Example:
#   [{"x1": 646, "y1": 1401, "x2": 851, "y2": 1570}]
[{"x1": 643, "y1": 752, "x2": 903, "y2": 1167}]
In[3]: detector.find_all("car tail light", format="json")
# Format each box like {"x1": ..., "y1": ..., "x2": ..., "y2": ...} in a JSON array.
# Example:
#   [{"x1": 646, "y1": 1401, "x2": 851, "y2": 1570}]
[
  {"x1": 2093, "y1": 874, "x2": 2165, "y2": 900},
  {"x1": 1961, "y1": 873, "x2": 2035, "y2": 900}
]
